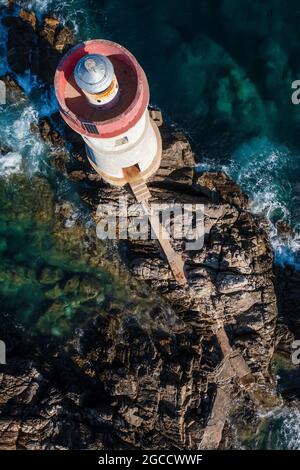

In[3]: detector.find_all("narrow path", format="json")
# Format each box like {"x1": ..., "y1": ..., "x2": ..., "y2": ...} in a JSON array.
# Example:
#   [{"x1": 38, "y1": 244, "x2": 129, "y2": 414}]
[
  {"x1": 129, "y1": 178, "x2": 188, "y2": 286},
  {"x1": 200, "y1": 324, "x2": 255, "y2": 449},
  {"x1": 130, "y1": 171, "x2": 255, "y2": 448}
]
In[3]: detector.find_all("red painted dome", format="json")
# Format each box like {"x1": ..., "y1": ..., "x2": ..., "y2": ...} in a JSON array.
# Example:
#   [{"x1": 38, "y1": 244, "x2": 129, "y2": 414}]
[{"x1": 54, "y1": 40, "x2": 149, "y2": 138}]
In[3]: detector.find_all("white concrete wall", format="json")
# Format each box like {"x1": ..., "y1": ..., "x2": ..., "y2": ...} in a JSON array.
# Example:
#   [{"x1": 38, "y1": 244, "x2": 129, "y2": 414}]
[{"x1": 83, "y1": 111, "x2": 158, "y2": 178}]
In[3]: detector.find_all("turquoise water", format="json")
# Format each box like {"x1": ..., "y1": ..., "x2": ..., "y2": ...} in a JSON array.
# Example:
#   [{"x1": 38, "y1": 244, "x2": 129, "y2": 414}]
[
  {"x1": 1, "y1": 0, "x2": 300, "y2": 449},
  {"x1": 0, "y1": 0, "x2": 162, "y2": 340},
  {"x1": 14, "y1": 0, "x2": 300, "y2": 265},
  {"x1": 2, "y1": 0, "x2": 300, "y2": 264}
]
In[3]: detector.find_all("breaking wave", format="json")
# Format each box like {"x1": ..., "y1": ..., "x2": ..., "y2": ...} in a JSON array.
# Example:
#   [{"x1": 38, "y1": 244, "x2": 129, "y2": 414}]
[
  {"x1": 196, "y1": 137, "x2": 300, "y2": 269},
  {"x1": 6, "y1": 0, "x2": 87, "y2": 35},
  {"x1": 0, "y1": 103, "x2": 47, "y2": 175},
  {"x1": 1, "y1": 0, "x2": 300, "y2": 450},
  {"x1": 0, "y1": 151, "x2": 22, "y2": 176},
  {"x1": 256, "y1": 406, "x2": 300, "y2": 450},
  {"x1": 226, "y1": 137, "x2": 300, "y2": 268}
]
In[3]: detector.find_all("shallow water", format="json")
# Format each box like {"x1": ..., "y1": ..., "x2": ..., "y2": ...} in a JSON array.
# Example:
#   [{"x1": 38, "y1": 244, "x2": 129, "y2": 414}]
[
  {"x1": 1, "y1": 0, "x2": 300, "y2": 449},
  {"x1": 0, "y1": 2, "x2": 162, "y2": 341},
  {"x1": 249, "y1": 407, "x2": 300, "y2": 450},
  {"x1": 3, "y1": 0, "x2": 300, "y2": 264},
  {"x1": 16, "y1": 0, "x2": 300, "y2": 266}
]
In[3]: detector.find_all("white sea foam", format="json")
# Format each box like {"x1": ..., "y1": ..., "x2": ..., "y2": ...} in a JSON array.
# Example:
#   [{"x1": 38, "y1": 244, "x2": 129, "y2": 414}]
[
  {"x1": 11, "y1": 0, "x2": 52, "y2": 14},
  {"x1": 9, "y1": 0, "x2": 82, "y2": 35},
  {"x1": 263, "y1": 406, "x2": 300, "y2": 450},
  {"x1": 196, "y1": 137, "x2": 300, "y2": 269},
  {"x1": 221, "y1": 137, "x2": 300, "y2": 269},
  {"x1": 1, "y1": 105, "x2": 46, "y2": 175},
  {"x1": 0, "y1": 151, "x2": 22, "y2": 175},
  {"x1": 281, "y1": 408, "x2": 300, "y2": 450},
  {"x1": 3, "y1": 1, "x2": 299, "y2": 270}
]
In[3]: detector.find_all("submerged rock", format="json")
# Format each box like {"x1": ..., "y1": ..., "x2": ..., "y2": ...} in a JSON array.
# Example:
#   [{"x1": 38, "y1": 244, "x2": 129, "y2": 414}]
[
  {"x1": 19, "y1": 8, "x2": 37, "y2": 30},
  {"x1": 0, "y1": 7, "x2": 289, "y2": 451},
  {"x1": 4, "y1": 8, "x2": 75, "y2": 83},
  {"x1": 0, "y1": 120, "x2": 280, "y2": 449}
]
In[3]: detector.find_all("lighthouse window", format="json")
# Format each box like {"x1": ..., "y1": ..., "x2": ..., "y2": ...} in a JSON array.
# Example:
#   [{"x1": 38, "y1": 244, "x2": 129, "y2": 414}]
[
  {"x1": 115, "y1": 136, "x2": 129, "y2": 146},
  {"x1": 82, "y1": 122, "x2": 99, "y2": 134}
]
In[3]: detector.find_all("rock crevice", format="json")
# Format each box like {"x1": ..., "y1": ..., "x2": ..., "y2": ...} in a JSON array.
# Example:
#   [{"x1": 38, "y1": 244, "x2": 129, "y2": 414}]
[{"x1": 0, "y1": 7, "x2": 283, "y2": 450}]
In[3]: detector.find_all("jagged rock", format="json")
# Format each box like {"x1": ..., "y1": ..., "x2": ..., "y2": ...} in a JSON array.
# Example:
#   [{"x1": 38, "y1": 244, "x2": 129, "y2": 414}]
[
  {"x1": 20, "y1": 9, "x2": 37, "y2": 30},
  {"x1": 54, "y1": 26, "x2": 74, "y2": 53},
  {"x1": 0, "y1": 73, "x2": 26, "y2": 104},
  {"x1": 276, "y1": 221, "x2": 295, "y2": 240},
  {"x1": 0, "y1": 7, "x2": 286, "y2": 451},
  {"x1": 15, "y1": 115, "x2": 278, "y2": 449},
  {"x1": 4, "y1": 9, "x2": 75, "y2": 83},
  {"x1": 40, "y1": 17, "x2": 60, "y2": 45},
  {"x1": 197, "y1": 171, "x2": 249, "y2": 209}
]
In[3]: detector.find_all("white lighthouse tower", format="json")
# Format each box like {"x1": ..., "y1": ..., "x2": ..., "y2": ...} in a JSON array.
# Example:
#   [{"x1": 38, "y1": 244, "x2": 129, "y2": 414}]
[
  {"x1": 54, "y1": 40, "x2": 161, "y2": 187},
  {"x1": 54, "y1": 39, "x2": 186, "y2": 286}
]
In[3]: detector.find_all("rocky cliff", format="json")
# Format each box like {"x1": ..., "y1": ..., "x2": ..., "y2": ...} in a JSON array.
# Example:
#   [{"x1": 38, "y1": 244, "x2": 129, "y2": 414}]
[{"x1": 0, "y1": 5, "x2": 293, "y2": 450}]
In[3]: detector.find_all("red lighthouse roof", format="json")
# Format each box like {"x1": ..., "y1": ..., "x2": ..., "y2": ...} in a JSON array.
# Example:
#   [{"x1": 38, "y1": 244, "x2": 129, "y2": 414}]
[{"x1": 54, "y1": 40, "x2": 149, "y2": 138}]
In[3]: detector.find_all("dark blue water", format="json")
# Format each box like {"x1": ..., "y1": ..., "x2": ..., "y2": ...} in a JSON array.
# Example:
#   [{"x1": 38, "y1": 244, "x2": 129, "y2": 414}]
[{"x1": 1, "y1": 0, "x2": 300, "y2": 449}]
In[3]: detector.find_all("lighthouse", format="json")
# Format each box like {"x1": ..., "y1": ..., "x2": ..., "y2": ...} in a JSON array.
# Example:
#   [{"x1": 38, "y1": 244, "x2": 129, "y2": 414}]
[
  {"x1": 54, "y1": 39, "x2": 187, "y2": 286},
  {"x1": 54, "y1": 39, "x2": 162, "y2": 187}
]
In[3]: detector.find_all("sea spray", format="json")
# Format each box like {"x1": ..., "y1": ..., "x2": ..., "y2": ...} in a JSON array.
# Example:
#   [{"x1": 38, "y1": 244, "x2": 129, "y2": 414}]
[
  {"x1": 1, "y1": 105, "x2": 46, "y2": 174},
  {"x1": 254, "y1": 406, "x2": 300, "y2": 450},
  {"x1": 223, "y1": 137, "x2": 300, "y2": 269},
  {"x1": 0, "y1": 151, "x2": 22, "y2": 175}
]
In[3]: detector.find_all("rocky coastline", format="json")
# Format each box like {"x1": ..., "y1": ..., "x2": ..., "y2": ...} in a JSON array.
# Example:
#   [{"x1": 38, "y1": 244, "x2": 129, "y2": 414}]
[{"x1": 0, "y1": 5, "x2": 299, "y2": 450}]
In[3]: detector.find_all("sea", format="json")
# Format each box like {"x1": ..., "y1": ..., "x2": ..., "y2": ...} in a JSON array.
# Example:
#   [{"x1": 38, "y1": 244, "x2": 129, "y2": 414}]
[{"x1": 0, "y1": 0, "x2": 299, "y2": 449}]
